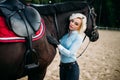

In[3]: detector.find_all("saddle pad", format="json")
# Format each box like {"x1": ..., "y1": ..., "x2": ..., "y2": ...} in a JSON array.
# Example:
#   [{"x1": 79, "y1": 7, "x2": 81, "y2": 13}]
[{"x1": 0, "y1": 16, "x2": 45, "y2": 43}]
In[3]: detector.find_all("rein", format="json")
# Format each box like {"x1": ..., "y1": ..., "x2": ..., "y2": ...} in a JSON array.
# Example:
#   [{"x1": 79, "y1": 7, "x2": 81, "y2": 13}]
[{"x1": 77, "y1": 40, "x2": 90, "y2": 58}]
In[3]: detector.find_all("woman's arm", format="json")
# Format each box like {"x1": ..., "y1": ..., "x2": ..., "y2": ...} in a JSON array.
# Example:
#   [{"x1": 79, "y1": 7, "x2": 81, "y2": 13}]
[{"x1": 58, "y1": 38, "x2": 82, "y2": 57}]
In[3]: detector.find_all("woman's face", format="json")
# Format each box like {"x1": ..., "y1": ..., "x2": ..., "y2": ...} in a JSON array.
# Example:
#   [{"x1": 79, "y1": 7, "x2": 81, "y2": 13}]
[{"x1": 69, "y1": 18, "x2": 82, "y2": 31}]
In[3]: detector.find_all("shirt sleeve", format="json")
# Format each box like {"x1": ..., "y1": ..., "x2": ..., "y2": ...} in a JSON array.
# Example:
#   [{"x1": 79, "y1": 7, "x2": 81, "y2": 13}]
[{"x1": 58, "y1": 37, "x2": 82, "y2": 57}]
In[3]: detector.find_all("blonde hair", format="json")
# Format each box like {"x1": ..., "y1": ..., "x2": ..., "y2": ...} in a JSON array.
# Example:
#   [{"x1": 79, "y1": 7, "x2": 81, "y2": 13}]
[{"x1": 69, "y1": 13, "x2": 87, "y2": 33}]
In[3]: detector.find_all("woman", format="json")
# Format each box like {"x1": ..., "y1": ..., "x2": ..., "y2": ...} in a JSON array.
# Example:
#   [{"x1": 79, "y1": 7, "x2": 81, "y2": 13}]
[
  {"x1": 46, "y1": 13, "x2": 87, "y2": 80},
  {"x1": 57, "y1": 13, "x2": 87, "y2": 80}
]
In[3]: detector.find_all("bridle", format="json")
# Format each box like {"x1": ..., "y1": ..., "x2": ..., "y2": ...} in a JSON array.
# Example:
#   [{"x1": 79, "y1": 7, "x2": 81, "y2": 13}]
[
  {"x1": 87, "y1": 6, "x2": 98, "y2": 41},
  {"x1": 77, "y1": 5, "x2": 97, "y2": 58}
]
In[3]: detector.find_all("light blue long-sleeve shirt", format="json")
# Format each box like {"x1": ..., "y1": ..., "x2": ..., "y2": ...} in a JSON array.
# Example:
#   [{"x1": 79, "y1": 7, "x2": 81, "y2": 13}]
[{"x1": 59, "y1": 31, "x2": 83, "y2": 63}]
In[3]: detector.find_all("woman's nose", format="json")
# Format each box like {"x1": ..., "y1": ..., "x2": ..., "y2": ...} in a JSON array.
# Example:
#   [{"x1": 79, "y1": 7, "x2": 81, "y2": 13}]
[{"x1": 71, "y1": 22, "x2": 74, "y2": 26}]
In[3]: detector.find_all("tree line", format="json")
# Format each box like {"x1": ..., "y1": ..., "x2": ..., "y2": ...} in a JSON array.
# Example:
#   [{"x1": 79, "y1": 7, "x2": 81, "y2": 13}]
[{"x1": 24, "y1": 0, "x2": 120, "y2": 28}]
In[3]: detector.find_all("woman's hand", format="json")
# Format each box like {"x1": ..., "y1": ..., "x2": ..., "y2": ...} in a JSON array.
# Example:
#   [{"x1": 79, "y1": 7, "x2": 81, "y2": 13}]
[{"x1": 46, "y1": 35, "x2": 59, "y2": 46}]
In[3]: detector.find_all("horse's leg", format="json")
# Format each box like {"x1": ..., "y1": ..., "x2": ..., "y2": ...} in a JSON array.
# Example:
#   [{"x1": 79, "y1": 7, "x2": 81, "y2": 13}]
[
  {"x1": 28, "y1": 67, "x2": 47, "y2": 80},
  {"x1": 27, "y1": 36, "x2": 56, "y2": 80},
  {"x1": 1, "y1": 75, "x2": 17, "y2": 80},
  {"x1": 1, "y1": 78, "x2": 15, "y2": 80}
]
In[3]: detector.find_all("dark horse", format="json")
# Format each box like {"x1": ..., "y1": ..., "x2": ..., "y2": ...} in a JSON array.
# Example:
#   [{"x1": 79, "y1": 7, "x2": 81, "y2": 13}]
[{"x1": 0, "y1": 0, "x2": 99, "y2": 80}]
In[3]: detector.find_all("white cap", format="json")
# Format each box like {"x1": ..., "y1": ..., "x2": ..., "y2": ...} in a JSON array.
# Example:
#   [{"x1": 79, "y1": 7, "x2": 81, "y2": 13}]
[{"x1": 69, "y1": 13, "x2": 87, "y2": 33}]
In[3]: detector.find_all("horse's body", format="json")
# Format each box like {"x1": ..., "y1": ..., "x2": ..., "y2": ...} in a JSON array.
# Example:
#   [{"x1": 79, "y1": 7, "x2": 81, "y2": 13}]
[{"x1": 0, "y1": 1, "x2": 99, "y2": 80}]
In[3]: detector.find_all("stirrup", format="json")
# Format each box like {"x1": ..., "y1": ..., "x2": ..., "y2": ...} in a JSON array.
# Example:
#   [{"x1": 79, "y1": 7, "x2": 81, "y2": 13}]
[{"x1": 25, "y1": 63, "x2": 39, "y2": 70}]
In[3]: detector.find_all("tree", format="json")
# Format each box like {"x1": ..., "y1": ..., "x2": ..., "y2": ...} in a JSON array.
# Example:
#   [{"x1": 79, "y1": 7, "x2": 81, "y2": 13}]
[{"x1": 94, "y1": 0, "x2": 120, "y2": 28}]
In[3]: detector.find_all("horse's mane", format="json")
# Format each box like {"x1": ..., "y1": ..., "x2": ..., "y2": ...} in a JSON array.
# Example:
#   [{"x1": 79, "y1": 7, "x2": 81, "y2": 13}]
[{"x1": 31, "y1": 1, "x2": 88, "y2": 15}]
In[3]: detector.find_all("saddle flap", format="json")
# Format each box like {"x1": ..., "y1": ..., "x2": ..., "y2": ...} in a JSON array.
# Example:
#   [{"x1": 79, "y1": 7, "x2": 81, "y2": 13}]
[
  {"x1": 10, "y1": 12, "x2": 34, "y2": 36},
  {"x1": 24, "y1": 6, "x2": 41, "y2": 32}
]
